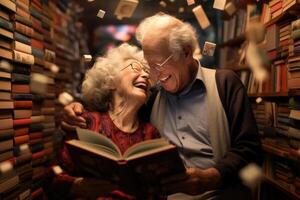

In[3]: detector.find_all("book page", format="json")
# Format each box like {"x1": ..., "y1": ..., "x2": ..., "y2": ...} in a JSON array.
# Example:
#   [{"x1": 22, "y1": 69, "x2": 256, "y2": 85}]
[
  {"x1": 76, "y1": 128, "x2": 122, "y2": 156},
  {"x1": 124, "y1": 138, "x2": 172, "y2": 159},
  {"x1": 67, "y1": 140, "x2": 122, "y2": 161}
]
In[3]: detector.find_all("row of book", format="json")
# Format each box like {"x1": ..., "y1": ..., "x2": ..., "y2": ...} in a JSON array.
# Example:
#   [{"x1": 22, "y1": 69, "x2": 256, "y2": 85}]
[
  {"x1": 254, "y1": 98, "x2": 300, "y2": 197},
  {"x1": 264, "y1": 154, "x2": 300, "y2": 197},
  {"x1": 251, "y1": 98, "x2": 300, "y2": 144},
  {"x1": 288, "y1": 19, "x2": 300, "y2": 90},
  {"x1": 261, "y1": 0, "x2": 300, "y2": 24},
  {"x1": 0, "y1": 0, "x2": 89, "y2": 199},
  {"x1": 236, "y1": 18, "x2": 300, "y2": 94}
]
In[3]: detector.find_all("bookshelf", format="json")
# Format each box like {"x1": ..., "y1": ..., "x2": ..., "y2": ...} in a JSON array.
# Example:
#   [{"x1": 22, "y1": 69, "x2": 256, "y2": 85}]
[
  {"x1": 262, "y1": 142, "x2": 300, "y2": 162},
  {"x1": 248, "y1": 90, "x2": 300, "y2": 98},
  {"x1": 264, "y1": 2, "x2": 300, "y2": 27},
  {"x1": 0, "y1": 0, "x2": 89, "y2": 199},
  {"x1": 263, "y1": 176, "x2": 300, "y2": 200},
  {"x1": 219, "y1": 1, "x2": 300, "y2": 199}
]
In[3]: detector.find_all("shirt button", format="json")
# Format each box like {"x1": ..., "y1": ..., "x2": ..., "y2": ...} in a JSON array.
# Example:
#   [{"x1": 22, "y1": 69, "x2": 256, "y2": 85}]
[
  {"x1": 178, "y1": 116, "x2": 182, "y2": 120},
  {"x1": 182, "y1": 136, "x2": 185, "y2": 139}
]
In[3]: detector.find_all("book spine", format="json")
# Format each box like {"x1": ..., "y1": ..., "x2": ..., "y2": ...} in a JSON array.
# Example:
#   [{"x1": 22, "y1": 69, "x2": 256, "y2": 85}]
[
  {"x1": 13, "y1": 110, "x2": 32, "y2": 119},
  {"x1": 14, "y1": 135, "x2": 29, "y2": 145},
  {"x1": 29, "y1": 132, "x2": 43, "y2": 140},
  {"x1": 29, "y1": 6, "x2": 42, "y2": 20},
  {"x1": 31, "y1": 0, "x2": 42, "y2": 8},
  {"x1": 31, "y1": 39, "x2": 43, "y2": 50},
  {"x1": 16, "y1": 0, "x2": 29, "y2": 11},
  {"x1": 31, "y1": 31, "x2": 43, "y2": 41},
  {"x1": 14, "y1": 127, "x2": 29, "y2": 137},
  {"x1": 12, "y1": 94, "x2": 33, "y2": 100},
  {"x1": 13, "y1": 41, "x2": 32, "y2": 54},
  {"x1": 12, "y1": 73, "x2": 30, "y2": 84},
  {"x1": 31, "y1": 48, "x2": 44, "y2": 59},
  {"x1": 0, "y1": 0, "x2": 16, "y2": 12},
  {"x1": 13, "y1": 50, "x2": 34, "y2": 65},
  {"x1": 15, "y1": 153, "x2": 31, "y2": 165},
  {"x1": 12, "y1": 84, "x2": 30, "y2": 93},
  {"x1": 14, "y1": 32, "x2": 31, "y2": 45},
  {"x1": 0, "y1": 129, "x2": 14, "y2": 141},
  {"x1": 0, "y1": 80, "x2": 12, "y2": 91},
  {"x1": 0, "y1": 27, "x2": 13, "y2": 39},
  {"x1": 14, "y1": 100, "x2": 32, "y2": 108},
  {"x1": 13, "y1": 118, "x2": 32, "y2": 127},
  {"x1": 31, "y1": 1, "x2": 42, "y2": 13},
  {"x1": 11, "y1": 14, "x2": 32, "y2": 27},
  {"x1": 16, "y1": 7, "x2": 30, "y2": 20},
  {"x1": 32, "y1": 150, "x2": 45, "y2": 160},
  {"x1": 14, "y1": 22, "x2": 33, "y2": 37},
  {"x1": 18, "y1": 0, "x2": 29, "y2": 6},
  {"x1": 0, "y1": 17, "x2": 13, "y2": 31}
]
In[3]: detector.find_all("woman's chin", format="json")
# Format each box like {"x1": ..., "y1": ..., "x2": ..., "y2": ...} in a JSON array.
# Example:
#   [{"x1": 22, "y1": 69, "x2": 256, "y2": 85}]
[{"x1": 131, "y1": 92, "x2": 147, "y2": 104}]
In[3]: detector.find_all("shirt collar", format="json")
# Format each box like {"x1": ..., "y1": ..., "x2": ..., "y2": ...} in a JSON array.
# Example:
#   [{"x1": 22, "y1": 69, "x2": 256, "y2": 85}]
[{"x1": 178, "y1": 60, "x2": 205, "y2": 96}]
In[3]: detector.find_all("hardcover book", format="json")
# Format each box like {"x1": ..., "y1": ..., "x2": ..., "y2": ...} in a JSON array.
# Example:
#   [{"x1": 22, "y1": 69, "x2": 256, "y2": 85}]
[{"x1": 66, "y1": 128, "x2": 185, "y2": 196}]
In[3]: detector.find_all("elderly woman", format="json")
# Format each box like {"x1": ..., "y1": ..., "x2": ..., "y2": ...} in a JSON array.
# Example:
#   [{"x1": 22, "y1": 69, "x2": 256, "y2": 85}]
[{"x1": 50, "y1": 43, "x2": 160, "y2": 200}]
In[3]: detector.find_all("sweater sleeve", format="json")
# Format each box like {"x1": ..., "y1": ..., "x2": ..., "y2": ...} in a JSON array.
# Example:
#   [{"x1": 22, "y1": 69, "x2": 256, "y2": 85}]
[{"x1": 214, "y1": 69, "x2": 263, "y2": 186}]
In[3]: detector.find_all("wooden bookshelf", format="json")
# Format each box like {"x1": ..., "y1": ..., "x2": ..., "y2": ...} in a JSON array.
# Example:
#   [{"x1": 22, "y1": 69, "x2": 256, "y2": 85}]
[
  {"x1": 262, "y1": 143, "x2": 300, "y2": 162},
  {"x1": 263, "y1": 176, "x2": 300, "y2": 200},
  {"x1": 264, "y1": 3, "x2": 300, "y2": 27},
  {"x1": 248, "y1": 92, "x2": 289, "y2": 98},
  {"x1": 248, "y1": 90, "x2": 300, "y2": 98}
]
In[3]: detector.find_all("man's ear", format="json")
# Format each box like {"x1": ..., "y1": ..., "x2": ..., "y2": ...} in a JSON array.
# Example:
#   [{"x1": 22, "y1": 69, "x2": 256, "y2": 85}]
[{"x1": 182, "y1": 45, "x2": 193, "y2": 58}]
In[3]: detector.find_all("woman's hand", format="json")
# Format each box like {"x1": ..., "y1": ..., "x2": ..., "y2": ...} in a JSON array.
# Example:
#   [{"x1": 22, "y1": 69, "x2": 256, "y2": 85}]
[
  {"x1": 161, "y1": 167, "x2": 221, "y2": 195},
  {"x1": 61, "y1": 102, "x2": 86, "y2": 131},
  {"x1": 70, "y1": 177, "x2": 119, "y2": 199}
]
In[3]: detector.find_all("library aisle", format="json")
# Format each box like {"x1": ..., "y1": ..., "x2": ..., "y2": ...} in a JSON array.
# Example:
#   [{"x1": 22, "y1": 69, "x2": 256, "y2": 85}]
[{"x1": 0, "y1": 0, "x2": 299, "y2": 199}]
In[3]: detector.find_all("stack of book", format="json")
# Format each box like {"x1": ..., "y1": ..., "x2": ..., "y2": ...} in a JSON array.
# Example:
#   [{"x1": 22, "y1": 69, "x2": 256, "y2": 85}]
[
  {"x1": 251, "y1": 102, "x2": 270, "y2": 135},
  {"x1": 273, "y1": 157, "x2": 294, "y2": 190},
  {"x1": 269, "y1": 0, "x2": 283, "y2": 20},
  {"x1": 262, "y1": 0, "x2": 300, "y2": 24},
  {"x1": 288, "y1": 97, "x2": 300, "y2": 145},
  {"x1": 0, "y1": 0, "x2": 89, "y2": 198},
  {"x1": 288, "y1": 18, "x2": 300, "y2": 90},
  {"x1": 222, "y1": 9, "x2": 247, "y2": 43}
]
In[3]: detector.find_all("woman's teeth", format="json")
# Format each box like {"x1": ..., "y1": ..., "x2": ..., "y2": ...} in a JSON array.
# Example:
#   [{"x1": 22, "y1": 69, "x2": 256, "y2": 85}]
[{"x1": 134, "y1": 83, "x2": 147, "y2": 91}]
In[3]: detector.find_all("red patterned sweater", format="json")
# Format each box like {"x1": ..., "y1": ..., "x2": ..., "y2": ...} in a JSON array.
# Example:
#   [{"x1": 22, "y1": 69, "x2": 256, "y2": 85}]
[{"x1": 50, "y1": 111, "x2": 160, "y2": 199}]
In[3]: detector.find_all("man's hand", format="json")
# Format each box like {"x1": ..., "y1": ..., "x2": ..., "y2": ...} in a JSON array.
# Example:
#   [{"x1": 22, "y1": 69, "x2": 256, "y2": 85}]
[
  {"x1": 161, "y1": 167, "x2": 221, "y2": 195},
  {"x1": 61, "y1": 102, "x2": 86, "y2": 131}
]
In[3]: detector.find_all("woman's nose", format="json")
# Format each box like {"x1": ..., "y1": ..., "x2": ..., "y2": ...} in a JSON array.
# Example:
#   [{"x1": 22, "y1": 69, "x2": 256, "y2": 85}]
[{"x1": 141, "y1": 70, "x2": 150, "y2": 79}]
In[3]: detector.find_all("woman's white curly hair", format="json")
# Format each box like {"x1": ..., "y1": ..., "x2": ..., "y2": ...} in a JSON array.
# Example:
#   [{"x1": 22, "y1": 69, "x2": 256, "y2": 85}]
[{"x1": 81, "y1": 43, "x2": 145, "y2": 111}]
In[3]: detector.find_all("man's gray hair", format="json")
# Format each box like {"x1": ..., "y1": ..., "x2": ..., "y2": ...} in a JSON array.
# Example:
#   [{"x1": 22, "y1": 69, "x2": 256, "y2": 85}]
[
  {"x1": 136, "y1": 13, "x2": 201, "y2": 60},
  {"x1": 81, "y1": 43, "x2": 144, "y2": 111}
]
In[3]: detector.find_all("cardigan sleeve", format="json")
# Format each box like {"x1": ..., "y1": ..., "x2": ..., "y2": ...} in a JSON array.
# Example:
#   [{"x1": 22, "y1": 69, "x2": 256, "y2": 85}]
[{"x1": 214, "y1": 69, "x2": 263, "y2": 186}]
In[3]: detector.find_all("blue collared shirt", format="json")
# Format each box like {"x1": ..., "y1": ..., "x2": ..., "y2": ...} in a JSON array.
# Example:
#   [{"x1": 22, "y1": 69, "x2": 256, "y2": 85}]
[{"x1": 162, "y1": 64, "x2": 215, "y2": 169}]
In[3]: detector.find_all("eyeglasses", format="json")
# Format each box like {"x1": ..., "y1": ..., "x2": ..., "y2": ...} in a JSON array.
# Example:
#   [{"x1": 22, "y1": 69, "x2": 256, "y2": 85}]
[
  {"x1": 121, "y1": 61, "x2": 150, "y2": 74},
  {"x1": 149, "y1": 54, "x2": 173, "y2": 72}
]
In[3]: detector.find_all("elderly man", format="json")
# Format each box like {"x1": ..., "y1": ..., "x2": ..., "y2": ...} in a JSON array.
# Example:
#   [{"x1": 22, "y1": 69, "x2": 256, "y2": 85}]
[{"x1": 62, "y1": 13, "x2": 262, "y2": 199}]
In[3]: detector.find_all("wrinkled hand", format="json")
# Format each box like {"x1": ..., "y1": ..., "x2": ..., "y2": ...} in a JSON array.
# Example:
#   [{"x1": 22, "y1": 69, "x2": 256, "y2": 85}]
[
  {"x1": 71, "y1": 177, "x2": 120, "y2": 199},
  {"x1": 161, "y1": 167, "x2": 221, "y2": 195},
  {"x1": 61, "y1": 102, "x2": 86, "y2": 131}
]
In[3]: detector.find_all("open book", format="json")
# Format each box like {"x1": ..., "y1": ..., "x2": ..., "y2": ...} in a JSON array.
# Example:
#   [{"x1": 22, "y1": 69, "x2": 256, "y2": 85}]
[{"x1": 66, "y1": 128, "x2": 185, "y2": 196}]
